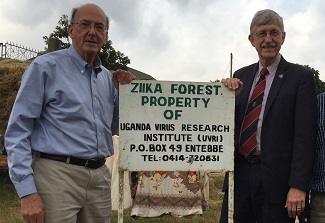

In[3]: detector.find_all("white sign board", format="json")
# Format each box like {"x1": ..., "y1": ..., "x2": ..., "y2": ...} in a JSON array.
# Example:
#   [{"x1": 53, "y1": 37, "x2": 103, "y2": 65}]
[{"x1": 118, "y1": 80, "x2": 234, "y2": 171}]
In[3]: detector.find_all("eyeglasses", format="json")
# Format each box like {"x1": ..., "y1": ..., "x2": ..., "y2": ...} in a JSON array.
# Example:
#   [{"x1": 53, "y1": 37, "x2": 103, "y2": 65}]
[
  {"x1": 254, "y1": 30, "x2": 282, "y2": 38},
  {"x1": 72, "y1": 20, "x2": 107, "y2": 33}
]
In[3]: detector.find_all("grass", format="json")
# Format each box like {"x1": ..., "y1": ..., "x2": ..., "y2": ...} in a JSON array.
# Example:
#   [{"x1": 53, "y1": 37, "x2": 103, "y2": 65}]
[
  {"x1": 0, "y1": 171, "x2": 24, "y2": 223},
  {"x1": 0, "y1": 171, "x2": 225, "y2": 223}
]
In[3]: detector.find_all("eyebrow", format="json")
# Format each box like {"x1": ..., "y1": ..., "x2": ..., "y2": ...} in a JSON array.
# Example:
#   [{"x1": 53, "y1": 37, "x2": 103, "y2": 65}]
[{"x1": 79, "y1": 19, "x2": 105, "y2": 26}]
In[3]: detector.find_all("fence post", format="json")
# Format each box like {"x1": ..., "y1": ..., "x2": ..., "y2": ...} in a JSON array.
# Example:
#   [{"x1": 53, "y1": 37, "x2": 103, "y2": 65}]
[
  {"x1": 47, "y1": 38, "x2": 61, "y2": 52},
  {"x1": 0, "y1": 43, "x2": 6, "y2": 58}
]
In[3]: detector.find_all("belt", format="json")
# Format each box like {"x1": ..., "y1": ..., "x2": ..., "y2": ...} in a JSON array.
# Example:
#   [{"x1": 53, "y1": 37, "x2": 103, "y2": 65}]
[
  {"x1": 237, "y1": 153, "x2": 261, "y2": 164},
  {"x1": 37, "y1": 152, "x2": 106, "y2": 169},
  {"x1": 246, "y1": 154, "x2": 261, "y2": 163}
]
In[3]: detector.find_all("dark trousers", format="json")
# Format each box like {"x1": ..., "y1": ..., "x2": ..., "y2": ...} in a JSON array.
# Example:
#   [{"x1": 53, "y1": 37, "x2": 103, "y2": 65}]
[{"x1": 219, "y1": 157, "x2": 296, "y2": 223}]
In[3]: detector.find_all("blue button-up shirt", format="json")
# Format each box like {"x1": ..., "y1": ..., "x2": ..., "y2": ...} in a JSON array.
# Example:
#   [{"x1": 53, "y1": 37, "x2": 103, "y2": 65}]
[
  {"x1": 5, "y1": 45, "x2": 119, "y2": 197},
  {"x1": 310, "y1": 92, "x2": 325, "y2": 192}
]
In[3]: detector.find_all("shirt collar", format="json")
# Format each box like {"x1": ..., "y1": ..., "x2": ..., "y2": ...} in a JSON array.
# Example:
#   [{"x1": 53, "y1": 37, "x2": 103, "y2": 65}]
[
  {"x1": 258, "y1": 54, "x2": 281, "y2": 78},
  {"x1": 68, "y1": 45, "x2": 103, "y2": 77}
]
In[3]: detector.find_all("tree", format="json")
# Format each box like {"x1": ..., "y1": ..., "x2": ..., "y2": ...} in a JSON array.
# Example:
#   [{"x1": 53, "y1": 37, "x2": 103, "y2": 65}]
[
  {"x1": 98, "y1": 40, "x2": 130, "y2": 70},
  {"x1": 43, "y1": 15, "x2": 70, "y2": 49},
  {"x1": 304, "y1": 65, "x2": 325, "y2": 94},
  {"x1": 43, "y1": 15, "x2": 130, "y2": 70}
]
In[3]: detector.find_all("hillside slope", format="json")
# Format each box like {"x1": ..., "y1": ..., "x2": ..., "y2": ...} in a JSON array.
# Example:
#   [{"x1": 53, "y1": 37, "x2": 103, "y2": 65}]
[{"x1": 0, "y1": 58, "x2": 29, "y2": 148}]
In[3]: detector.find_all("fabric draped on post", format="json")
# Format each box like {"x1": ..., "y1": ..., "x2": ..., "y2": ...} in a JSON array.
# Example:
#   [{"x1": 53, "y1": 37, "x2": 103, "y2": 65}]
[{"x1": 131, "y1": 171, "x2": 203, "y2": 217}]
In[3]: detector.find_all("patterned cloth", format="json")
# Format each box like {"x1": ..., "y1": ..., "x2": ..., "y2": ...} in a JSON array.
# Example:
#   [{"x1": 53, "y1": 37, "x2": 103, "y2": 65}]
[
  {"x1": 310, "y1": 92, "x2": 325, "y2": 192},
  {"x1": 131, "y1": 171, "x2": 203, "y2": 217}
]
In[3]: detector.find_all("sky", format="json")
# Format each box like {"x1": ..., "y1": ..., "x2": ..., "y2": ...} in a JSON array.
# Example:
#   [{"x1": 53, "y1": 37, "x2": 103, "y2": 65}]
[{"x1": 1, "y1": 0, "x2": 325, "y2": 82}]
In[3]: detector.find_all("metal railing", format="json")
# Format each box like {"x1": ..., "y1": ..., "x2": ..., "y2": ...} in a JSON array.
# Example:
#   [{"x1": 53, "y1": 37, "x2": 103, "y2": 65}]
[{"x1": 0, "y1": 42, "x2": 39, "y2": 60}]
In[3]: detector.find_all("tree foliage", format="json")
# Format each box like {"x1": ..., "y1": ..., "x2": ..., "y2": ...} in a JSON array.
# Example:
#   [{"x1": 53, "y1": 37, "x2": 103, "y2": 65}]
[
  {"x1": 43, "y1": 15, "x2": 70, "y2": 49},
  {"x1": 43, "y1": 15, "x2": 130, "y2": 70},
  {"x1": 304, "y1": 65, "x2": 325, "y2": 95}
]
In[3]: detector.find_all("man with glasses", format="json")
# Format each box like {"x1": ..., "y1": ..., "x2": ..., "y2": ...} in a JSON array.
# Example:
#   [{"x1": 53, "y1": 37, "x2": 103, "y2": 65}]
[
  {"x1": 220, "y1": 9, "x2": 317, "y2": 222},
  {"x1": 5, "y1": 3, "x2": 134, "y2": 223}
]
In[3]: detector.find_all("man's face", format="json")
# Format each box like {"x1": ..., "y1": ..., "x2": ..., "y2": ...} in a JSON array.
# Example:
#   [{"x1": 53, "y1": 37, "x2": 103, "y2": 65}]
[
  {"x1": 68, "y1": 5, "x2": 108, "y2": 61},
  {"x1": 248, "y1": 24, "x2": 285, "y2": 66}
]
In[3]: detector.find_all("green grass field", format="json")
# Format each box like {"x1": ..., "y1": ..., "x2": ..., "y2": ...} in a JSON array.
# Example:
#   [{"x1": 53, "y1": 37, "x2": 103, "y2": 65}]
[
  {"x1": 0, "y1": 171, "x2": 24, "y2": 223},
  {"x1": 0, "y1": 171, "x2": 224, "y2": 223}
]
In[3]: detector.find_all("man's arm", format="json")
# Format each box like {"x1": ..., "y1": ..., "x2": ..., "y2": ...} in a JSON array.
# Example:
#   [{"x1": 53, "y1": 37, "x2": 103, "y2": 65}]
[
  {"x1": 111, "y1": 69, "x2": 136, "y2": 91},
  {"x1": 21, "y1": 193, "x2": 44, "y2": 223},
  {"x1": 221, "y1": 78, "x2": 243, "y2": 96},
  {"x1": 5, "y1": 62, "x2": 45, "y2": 197},
  {"x1": 5, "y1": 61, "x2": 46, "y2": 222},
  {"x1": 286, "y1": 68, "x2": 317, "y2": 218}
]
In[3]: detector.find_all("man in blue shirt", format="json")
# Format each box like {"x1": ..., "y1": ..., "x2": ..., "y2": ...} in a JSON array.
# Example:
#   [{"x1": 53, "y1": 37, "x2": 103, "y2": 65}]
[
  {"x1": 5, "y1": 3, "x2": 134, "y2": 223},
  {"x1": 309, "y1": 92, "x2": 325, "y2": 222}
]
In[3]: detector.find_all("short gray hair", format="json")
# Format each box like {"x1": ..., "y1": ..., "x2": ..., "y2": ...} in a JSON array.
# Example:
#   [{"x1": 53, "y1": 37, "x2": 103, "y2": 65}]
[{"x1": 250, "y1": 9, "x2": 284, "y2": 34}]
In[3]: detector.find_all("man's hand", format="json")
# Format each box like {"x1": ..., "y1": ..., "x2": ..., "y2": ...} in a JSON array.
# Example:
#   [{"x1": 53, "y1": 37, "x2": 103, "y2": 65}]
[
  {"x1": 21, "y1": 193, "x2": 44, "y2": 223},
  {"x1": 221, "y1": 78, "x2": 243, "y2": 96},
  {"x1": 285, "y1": 187, "x2": 306, "y2": 218},
  {"x1": 112, "y1": 69, "x2": 136, "y2": 90}
]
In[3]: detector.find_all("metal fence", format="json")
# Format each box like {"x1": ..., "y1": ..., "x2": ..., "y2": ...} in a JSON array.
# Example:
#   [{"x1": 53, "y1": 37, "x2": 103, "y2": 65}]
[{"x1": 0, "y1": 42, "x2": 39, "y2": 60}]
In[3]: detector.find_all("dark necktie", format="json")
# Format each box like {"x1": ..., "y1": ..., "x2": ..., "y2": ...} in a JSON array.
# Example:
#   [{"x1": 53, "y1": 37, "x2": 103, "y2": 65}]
[{"x1": 239, "y1": 67, "x2": 269, "y2": 157}]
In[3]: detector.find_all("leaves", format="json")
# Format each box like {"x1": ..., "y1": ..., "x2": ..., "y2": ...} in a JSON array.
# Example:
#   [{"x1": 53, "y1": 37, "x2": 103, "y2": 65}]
[{"x1": 304, "y1": 65, "x2": 325, "y2": 94}]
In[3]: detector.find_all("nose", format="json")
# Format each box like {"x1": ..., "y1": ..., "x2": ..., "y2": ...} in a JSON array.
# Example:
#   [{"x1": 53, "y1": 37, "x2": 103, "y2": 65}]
[
  {"x1": 264, "y1": 33, "x2": 273, "y2": 42},
  {"x1": 87, "y1": 24, "x2": 96, "y2": 35}
]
